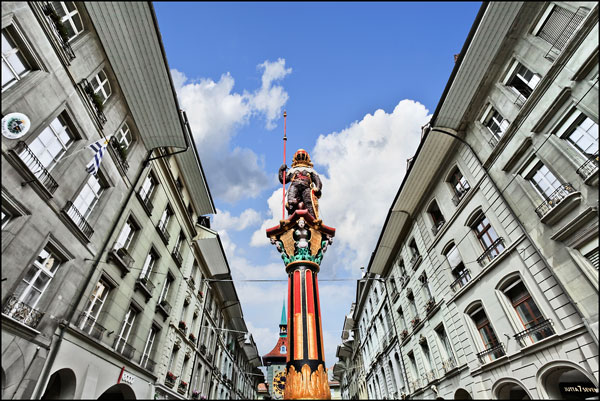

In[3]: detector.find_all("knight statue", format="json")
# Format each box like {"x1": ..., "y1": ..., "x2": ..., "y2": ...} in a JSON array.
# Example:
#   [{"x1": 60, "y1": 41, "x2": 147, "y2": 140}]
[{"x1": 279, "y1": 149, "x2": 322, "y2": 220}]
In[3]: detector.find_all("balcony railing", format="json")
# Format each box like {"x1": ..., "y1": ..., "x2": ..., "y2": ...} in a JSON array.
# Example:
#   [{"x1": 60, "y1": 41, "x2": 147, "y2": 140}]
[
  {"x1": 156, "y1": 221, "x2": 171, "y2": 245},
  {"x1": 423, "y1": 369, "x2": 437, "y2": 384},
  {"x1": 78, "y1": 78, "x2": 107, "y2": 127},
  {"x1": 451, "y1": 187, "x2": 470, "y2": 206},
  {"x1": 137, "y1": 189, "x2": 154, "y2": 215},
  {"x1": 476, "y1": 343, "x2": 505, "y2": 364},
  {"x1": 535, "y1": 183, "x2": 577, "y2": 218},
  {"x1": 108, "y1": 246, "x2": 134, "y2": 276},
  {"x1": 172, "y1": 248, "x2": 183, "y2": 267},
  {"x1": 576, "y1": 151, "x2": 598, "y2": 181},
  {"x1": 76, "y1": 312, "x2": 106, "y2": 341},
  {"x1": 2, "y1": 294, "x2": 44, "y2": 329},
  {"x1": 441, "y1": 355, "x2": 457, "y2": 373},
  {"x1": 41, "y1": 2, "x2": 75, "y2": 62},
  {"x1": 14, "y1": 141, "x2": 59, "y2": 195},
  {"x1": 409, "y1": 254, "x2": 422, "y2": 271},
  {"x1": 135, "y1": 276, "x2": 155, "y2": 299},
  {"x1": 109, "y1": 137, "x2": 129, "y2": 173},
  {"x1": 450, "y1": 269, "x2": 472, "y2": 292},
  {"x1": 63, "y1": 201, "x2": 94, "y2": 239},
  {"x1": 476, "y1": 237, "x2": 505, "y2": 266},
  {"x1": 156, "y1": 299, "x2": 172, "y2": 317},
  {"x1": 514, "y1": 319, "x2": 555, "y2": 347},
  {"x1": 408, "y1": 377, "x2": 421, "y2": 392},
  {"x1": 113, "y1": 338, "x2": 136, "y2": 359},
  {"x1": 431, "y1": 220, "x2": 445, "y2": 236},
  {"x1": 140, "y1": 357, "x2": 157, "y2": 373}
]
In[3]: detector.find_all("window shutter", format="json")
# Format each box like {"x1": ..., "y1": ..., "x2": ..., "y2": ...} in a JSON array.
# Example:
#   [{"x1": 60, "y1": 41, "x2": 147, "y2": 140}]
[
  {"x1": 538, "y1": 6, "x2": 587, "y2": 51},
  {"x1": 584, "y1": 248, "x2": 599, "y2": 270}
]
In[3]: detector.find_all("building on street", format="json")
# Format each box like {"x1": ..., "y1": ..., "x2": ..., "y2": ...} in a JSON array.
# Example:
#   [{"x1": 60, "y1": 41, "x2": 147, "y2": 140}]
[{"x1": 334, "y1": 1, "x2": 598, "y2": 399}]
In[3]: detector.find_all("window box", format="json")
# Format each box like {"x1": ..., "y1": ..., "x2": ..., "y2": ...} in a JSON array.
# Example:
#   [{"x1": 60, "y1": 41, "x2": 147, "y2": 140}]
[
  {"x1": 135, "y1": 276, "x2": 155, "y2": 301},
  {"x1": 410, "y1": 317, "x2": 421, "y2": 328},
  {"x1": 535, "y1": 183, "x2": 581, "y2": 224},
  {"x1": 400, "y1": 329, "x2": 409, "y2": 340},
  {"x1": 425, "y1": 298, "x2": 436, "y2": 314},
  {"x1": 2, "y1": 294, "x2": 44, "y2": 329},
  {"x1": 189, "y1": 333, "x2": 196, "y2": 342},
  {"x1": 165, "y1": 371, "x2": 177, "y2": 388},
  {"x1": 108, "y1": 246, "x2": 134, "y2": 277},
  {"x1": 178, "y1": 320, "x2": 187, "y2": 331},
  {"x1": 191, "y1": 390, "x2": 200, "y2": 399}
]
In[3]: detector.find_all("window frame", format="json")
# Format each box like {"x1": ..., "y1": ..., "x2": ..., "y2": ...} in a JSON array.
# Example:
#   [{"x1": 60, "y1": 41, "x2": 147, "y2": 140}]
[
  {"x1": 90, "y1": 68, "x2": 111, "y2": 104},
  {"x1": 115, "y1": 304, "x2": 138, "y2": 352},
  {"x1": 2, "y1": 26, "x2": 33, "y2": 91},
  {"x1": 25, "y1": 113, "x2": 77, "y2": 172},
  {"x1": 50, "y1": 1, "x2": 84, "y2": 42},
  {"x1": 114, "y1": 215, "x2": 141, "y2": 251},
  {"x1": 79, "y1": 278, "x2": 112, "y2": 334}
]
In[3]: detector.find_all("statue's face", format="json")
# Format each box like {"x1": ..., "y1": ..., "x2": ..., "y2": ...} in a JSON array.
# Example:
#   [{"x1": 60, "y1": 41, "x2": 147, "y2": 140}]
[{"x1": 298, "y1": 218, "x2": 305, "y2": 228}]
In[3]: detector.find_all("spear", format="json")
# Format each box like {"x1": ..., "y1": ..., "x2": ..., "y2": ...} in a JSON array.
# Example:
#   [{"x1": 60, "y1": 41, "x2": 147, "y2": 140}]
[{"x1": 282, "y1": 110, "x2": 287, "y2": 220}]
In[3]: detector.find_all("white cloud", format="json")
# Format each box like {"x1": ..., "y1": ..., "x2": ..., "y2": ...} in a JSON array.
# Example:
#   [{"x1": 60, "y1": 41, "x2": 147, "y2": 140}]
[
  {"x1": 212, "y1": 208, "x2": 262, "y2": 232},
  {"x1": 251, "y1": 100, "x2": 430, "y2": 273},
  {"x1": 171, "y1": 58, "x2": 291, "y2": 203}
]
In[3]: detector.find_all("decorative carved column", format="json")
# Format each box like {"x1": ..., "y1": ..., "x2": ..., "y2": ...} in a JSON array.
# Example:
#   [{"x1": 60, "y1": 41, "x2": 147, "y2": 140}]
[{"x1": 267, "y1": 209, "x2": 335, "y2": 399}]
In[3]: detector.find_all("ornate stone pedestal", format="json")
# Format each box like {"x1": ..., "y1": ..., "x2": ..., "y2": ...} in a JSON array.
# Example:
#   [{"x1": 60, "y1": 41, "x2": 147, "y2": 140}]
[{"x1": 267, "y1": 209, "x2": 335, "y2": 400}]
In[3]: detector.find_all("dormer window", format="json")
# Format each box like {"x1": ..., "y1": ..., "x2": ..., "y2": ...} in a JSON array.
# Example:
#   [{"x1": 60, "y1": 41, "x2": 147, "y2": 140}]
[{"x1": 280, "y1": 345, "x2": 287, "y2": 354}]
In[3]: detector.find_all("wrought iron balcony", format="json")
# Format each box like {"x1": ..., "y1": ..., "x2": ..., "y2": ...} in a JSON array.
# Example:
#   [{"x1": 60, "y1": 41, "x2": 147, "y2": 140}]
[
  {"x1": 135, "y1": 276, "x2": 155, "y2": 299},
  {"x1": 576, "y1": 151, "x2": 598, "y2": 182},
  {"x1": 78, "y1": 78, "x2": 107, "y2": 127},
  {"x1": 476, "y1": 237, "x2": 505, "y2": 266},
  {"x1": 451, "y1": 187, "x2": 470, "y2": 206},
  {"x1": 172, "y1": 248, "x2": 183, "y2": 267},
  {"x1": 108, "y1": 245, "x2": 134, "y2": 276},
  {"x1": 431, "y1": 220, "x2": 445, "y2": 236},
  {"x1": 156, "y1": 221, "x2": 171, "y2": 245},
  {"x1": 137, "y1": 189, "x2": 154, "y2": 216},
  {"x1": 76, "y1": 312, "x2": 106, "y2": 341},
  {"x1": 441, "y1": 355, "x2": 457, "y2": 373},
  {"x1": 408, "y1": 377, "x2": 421, "y2": 392},
  {"x1": 109, "y1": 137, "x2": 129, "y2": 173},
  {"x1": 409, "y1": 254, "x2": 422, "y2": 271},
  {"x1": 2, "y1": 294, "x2": 44, "y2": 329},
  {"x1": 14, "y1": 141, "x2": 59, "y2": 195},
  {"x1": 113, "y1": 338, "x2": 136, "y2": 359},
  {"x1": 535, "y1": 183, "x2": 577, "y2": 218},
  {"x1": 450, "y1": 269, "x2": 472, "y2": 292},
  {"x1": 41, "y1": 2, "x2": 75, "y2": 62},
  {"x1": 422, "y1": 369, "x2": 437, "y2": 384},
  {"x1": 514, "y1": 319, "x2": 555, "y2": 347},
  {"x1": 63, "y1": 201, "x2": 94, "y2": 239},
  {"x1": 476, "y1": 343, "x2": 505, "y2": 364}
]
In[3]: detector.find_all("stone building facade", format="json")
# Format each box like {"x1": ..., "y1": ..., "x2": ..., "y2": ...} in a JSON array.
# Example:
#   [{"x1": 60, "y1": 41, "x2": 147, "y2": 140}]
[
  {"x1": 1, "y1": 2, "x2": 262, "y2": 399},
  {"x1": 334, "y1": 1, "x2": 598, "y2": 399}
]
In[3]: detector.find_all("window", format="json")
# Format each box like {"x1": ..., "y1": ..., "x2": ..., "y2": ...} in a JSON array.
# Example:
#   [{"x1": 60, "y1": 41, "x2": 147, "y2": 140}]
[
  {"x1": 407, "y1": 291, "x2": 418, "y2": 321},
  {"x1": 398, "y1": 307, "x2": 407, "y2": 332},
  {"x1": 472, "y1": 214, "x2": 504, "y2": 260},
  {"x1": 482, "y1": 106, "x2": 509, "y2": 142},
  {"x1": 2, "y1": 27, "x2": 32, "y2": 91},
  {"x1": 115, "y1": 305, "x2": 137, "y2": 353},
  {"x1": 115, "y1": 122, "x2": 133, "y2": 153},
  {"x1": 50, "y1": 2, "x2": 84, "y2": 41},
  {"x1": 114, "y1": 216, "x2": 139, "y2": 251},
  {"x1": 168, "y1": 347, "x2": 178, "y2": 373},
  {"x1": 408, "y1": 239, "x2": 420, "y2": 259},
  {"x1": 435, "y1": 325, "x2": 454, "y2": 360},
  {"x1": 420, "y1": 340, "x2": 433, "y2": 373},
  {"x1": 418, "y1": 273, "x2": 433, "y2": 302},
  {"x1": 159, "y1": 274, "x2": 173, "y2": 304},
  {"x1": 79, "y1": 279, "x2": 110, "y2": 333},
  {"x1": 140, "y1": 249, "x2": 158, "y2": 280},
  {"x1": 427, "y1": 200, "x2": 445, "y2": 234},
  {"x1": 566, "y1": 116, "x2": 598, "y2": 157},
  {"x1": 157, "y1": 205, "x2": 173, "y2": 237},
  {"x1": 91, "y1": 69, "x2": 111, "y2": 104},
  {"x1": 71, "y1": 173, "x2": 106, "y2": 218},
  {"x1": 448, "y1": 167, "x2": 470, "y2": 202},
  {"x1": 9, "y1": 245, "x2": 62, "y2": 317},
  {"x1": 141, "y1": 326, "x2": 157, "y2": 368},
  {"x1": 444, "y1": 243, "x2": 470, "y2": 290},
  {"x1": 280, "y1": 345, "x2": 286, "y2": 353},
  {"x1": 25, "y1": 114, "x2": 75, "y2": 171},
  {"x1": 536, "y1": 5, "x2": 588, "y2": 51},
  {"x1": 396, "y1": 257, "x2": 406, "y2": 278},
  {"x1": 529, "y1": 163, "x2": 562, "y2": 199},
  {"x1": 503, "y1": 279, "x2": 553, "y2": 343},
  {"x1": 507, "y1": 62, "x2": 540, "y2": 100},
  {"x1": 407, "y1": 351, "x2": 418, "y2": 379},
  {"x1": 470, "y1": 306, "x2": 504, "y2": 361},
  {"x1": 1, "y1": 206, "x2": 13, "y2": 229},
  {"x1": 139, "y1": 173, "x2": 157, "y2": 202}
]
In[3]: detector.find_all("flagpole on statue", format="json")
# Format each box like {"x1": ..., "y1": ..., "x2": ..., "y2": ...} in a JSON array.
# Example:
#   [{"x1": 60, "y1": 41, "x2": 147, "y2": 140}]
[{"x1": 282, "y1": 110, "x2": 287, "y2": 220}]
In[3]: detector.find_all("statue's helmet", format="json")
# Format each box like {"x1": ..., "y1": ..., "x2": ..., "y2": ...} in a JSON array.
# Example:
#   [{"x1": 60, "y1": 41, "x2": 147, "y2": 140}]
[{"x1": 291, "y1": 149, "x2": 313, "y2": 168}]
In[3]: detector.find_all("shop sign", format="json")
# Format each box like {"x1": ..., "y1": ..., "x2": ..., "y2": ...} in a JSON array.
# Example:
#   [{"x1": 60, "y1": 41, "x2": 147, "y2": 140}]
[
  {"x1": 559, "y1": 382, "x2": 598, "y2": 396},
  {"x1": 2, "y1": 112, "x2": 31, "y2": 139},
  {"x1": 117, "y1": 366, "x2": 135, "y2": 385}
]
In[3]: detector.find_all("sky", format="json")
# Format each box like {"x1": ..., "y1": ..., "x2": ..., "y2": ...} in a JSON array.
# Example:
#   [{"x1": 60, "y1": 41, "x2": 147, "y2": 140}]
[{"x1": 154, "y1": 1, "x2": 482, "y2": 376}]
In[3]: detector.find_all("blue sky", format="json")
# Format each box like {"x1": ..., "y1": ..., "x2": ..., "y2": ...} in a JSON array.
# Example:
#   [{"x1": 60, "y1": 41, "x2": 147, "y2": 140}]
[{"x1": 154, "y1": 1, "x2": 481, "y2": 375}]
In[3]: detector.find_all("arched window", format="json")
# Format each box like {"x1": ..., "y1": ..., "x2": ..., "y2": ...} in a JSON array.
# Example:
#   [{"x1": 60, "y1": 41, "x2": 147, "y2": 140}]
[
  {"x1": 469, "y1": 212, "x2": 504, "y2": 264},
  {"x1": 427, "y1": 199, "x2": 446, "y2": 235},
  {"x1": 466, "y1": 303, "x2": 505, "y2": 363},
  {"x1": 447, "y1": 166, "x2": 470, "y2": 205}
]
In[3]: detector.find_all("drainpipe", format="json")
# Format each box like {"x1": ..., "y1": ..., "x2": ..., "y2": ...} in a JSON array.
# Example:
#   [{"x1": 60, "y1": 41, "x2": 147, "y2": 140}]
[
  {"x1": 32, "y1": 149, "x2": 153, "y2": 399},
  {"x1": 429, "y1": 126, "x2": 598, "y2": 347}
]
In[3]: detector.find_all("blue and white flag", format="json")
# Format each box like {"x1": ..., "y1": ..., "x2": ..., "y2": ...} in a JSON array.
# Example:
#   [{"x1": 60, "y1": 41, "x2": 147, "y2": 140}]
[{"x1": 85, "y1": 137, "x2": 110, "y2": 175}]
